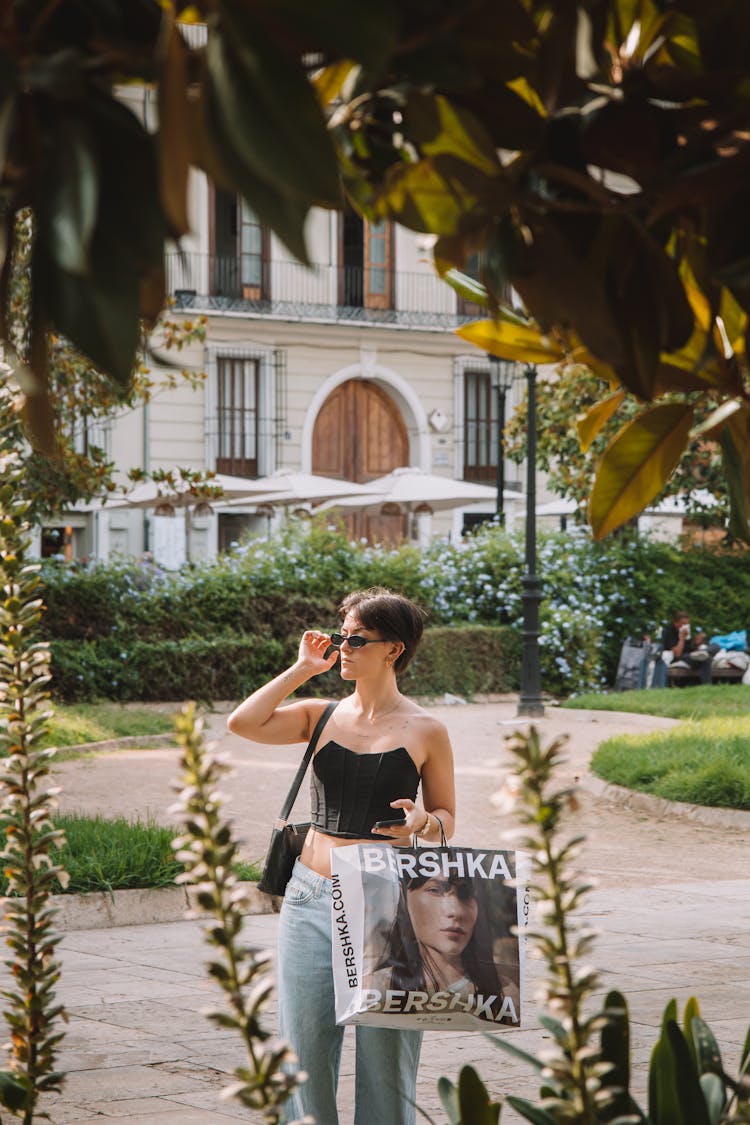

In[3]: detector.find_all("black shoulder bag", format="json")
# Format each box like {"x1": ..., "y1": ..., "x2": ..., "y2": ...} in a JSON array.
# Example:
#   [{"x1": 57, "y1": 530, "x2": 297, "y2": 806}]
[{"x1": 257, "y1": 701, "x2": 337, "y2": 897}]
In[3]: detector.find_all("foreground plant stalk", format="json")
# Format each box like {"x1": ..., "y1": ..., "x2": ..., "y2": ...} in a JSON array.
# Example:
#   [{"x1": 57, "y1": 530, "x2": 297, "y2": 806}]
[
  {"x1": 462, "y1": 726, "x2": 750, "y2": 1125},
  {"x1": 502, "y1": 726, "x2": 605, "y2": 1124},
  {"x1": 0, "y1": 441, "x2": 67, "y2": 1122},
  {"x1": 171, "y1": 703, "x2": 302, "y2": 1123}
]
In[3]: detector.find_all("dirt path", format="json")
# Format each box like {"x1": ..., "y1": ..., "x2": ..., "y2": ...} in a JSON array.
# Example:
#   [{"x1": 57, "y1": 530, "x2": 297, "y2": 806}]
[{"x1": 51, "y1": 700, "x2": 749, "y2": 890}]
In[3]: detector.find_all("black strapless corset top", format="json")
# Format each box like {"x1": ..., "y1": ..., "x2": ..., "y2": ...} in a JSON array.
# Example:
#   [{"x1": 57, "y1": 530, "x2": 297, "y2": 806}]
[{"x1": 310, "y1": 740, "x2": 420, "y2": 839}]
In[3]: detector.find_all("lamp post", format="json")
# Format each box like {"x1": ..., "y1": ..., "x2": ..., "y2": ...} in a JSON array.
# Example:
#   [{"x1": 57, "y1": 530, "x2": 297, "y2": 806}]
[
  {"x1": 518, "y1": 363, "x2": 545, "y2": 717},
  {"x1": 487, "y1": 354, "x2": 515, "y2": 524}
]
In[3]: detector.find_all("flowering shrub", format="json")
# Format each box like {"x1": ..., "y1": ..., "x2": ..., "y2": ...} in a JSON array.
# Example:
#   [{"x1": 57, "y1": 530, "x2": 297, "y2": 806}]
[{"x1": 40, "y1": 520, "x2": 750, "y2": 698}]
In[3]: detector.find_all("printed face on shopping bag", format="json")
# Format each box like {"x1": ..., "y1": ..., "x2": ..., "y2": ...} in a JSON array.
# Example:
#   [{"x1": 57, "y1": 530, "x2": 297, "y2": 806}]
[{"x1": 407, "y1": 878, "x2": 479, "y2": 966}]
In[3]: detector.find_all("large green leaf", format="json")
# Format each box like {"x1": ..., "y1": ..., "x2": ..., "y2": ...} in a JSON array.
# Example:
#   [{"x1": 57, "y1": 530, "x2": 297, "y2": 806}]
[
  {"x1": 741, "y1": 1019, "x2": 750, "y2": 1076},
  {"x1": 649, "y1": 1031, "x2": 681, "y2": 1125},
  {"x1": 482, "y1": 1029, "x2": 545, "y2": 1072},
  {"x1": 453, "y1": 82, "x2": 545, "y2": 151},
  {"x1": 509, "y1": 213, "x2": 631, "y2": 382},
  {"x1": 505, "y1": 1096, "x2": 558, "y2": 1125},
  {"x1": 457, "y1": 1066, "x2": 501, "y2": 1125},
  {"x1": 0, "y1": 1069, "x2": 32, "y2": 1112},
  {"x1": 720, "y1": 426, "x2": 750, "y2": 544},
  {"x1": 682, "y1": 997, "x2": 701, "y2": 1070},
  {"x1": 86, "y1": 92, "x2": 167, "y2": 274},
  {"x1": 577, "y1": 391, "x2": 625, "y2": 452},
  {"x1": 419, "y1": 96, "x2": 501, "y2": 177},
  {"x1": 381, "y1": 160, "x2": 479, "y2": 236},
  {"x1": 209, "y1": 7, "x2": 341, "y2": 207},
  {"x1": 198, "y1": 80, "x2": 312, "y2": 265},
  {"x1": 666, "y1": 1021, "x2": 712, "y2": 1125},
  {"x1": 699, "y1": 1073, "x2": 725, "y2": 1125},
  {"x1": 157, "y1": 13, "x2": 191, "y2": 237},
  {"x1": 600, "y1": 990, "x2": 631, "y2": 1096},
  {"x1": 589, "y1": 402, "x2": 695, "y2": 539},
  {"x1": 35, "y1": 242, "x2": 140, "y2": 390},
  {"x1": 690, "y1": 1015, "x2": 723, "y2": 1078},
  {"x1": 441, "y1": 269, "x2": 490, "y2": 309},
  {"x1": 437, "y1": 1075, "x2": 461, "y2": 1125},
  {"x1": 251, "y1": 0, "x2": 400, "y2": 70},
  {"x1": 43, "y1": 114, "x2": 99, "y2": 276},
  {"x1": 456, "y1": 318, "x2": 565, "y2": 365}
]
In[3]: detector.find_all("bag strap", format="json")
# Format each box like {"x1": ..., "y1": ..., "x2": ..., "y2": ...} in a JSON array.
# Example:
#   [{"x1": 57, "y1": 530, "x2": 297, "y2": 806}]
[
  {"x1": 411, "y1": 813, "x2": 447, "y2": 848},
  {"x1": 277, "y1": 700, "x2": 338, "y2": 824}
]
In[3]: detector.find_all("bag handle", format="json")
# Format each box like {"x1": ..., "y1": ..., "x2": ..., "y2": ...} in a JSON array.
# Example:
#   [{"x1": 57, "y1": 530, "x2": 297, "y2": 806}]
[
  {"x1": 276, "y1": 700, "x2": 338, "y2": 824},
  {"x1": 411, "y1": 813, "x2": 447, "y2": 848}
]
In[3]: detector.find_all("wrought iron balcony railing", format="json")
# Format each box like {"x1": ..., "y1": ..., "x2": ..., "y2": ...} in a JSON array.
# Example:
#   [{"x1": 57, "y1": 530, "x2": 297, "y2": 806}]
[{"x1": 165, "y1": 252, "x2": 481, "y2": 328}]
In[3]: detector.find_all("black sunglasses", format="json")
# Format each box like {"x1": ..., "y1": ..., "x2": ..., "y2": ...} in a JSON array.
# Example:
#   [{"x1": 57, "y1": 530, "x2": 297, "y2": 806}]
[{"x1": 330, "y1": 632, "x2": 390, "y2": 650}]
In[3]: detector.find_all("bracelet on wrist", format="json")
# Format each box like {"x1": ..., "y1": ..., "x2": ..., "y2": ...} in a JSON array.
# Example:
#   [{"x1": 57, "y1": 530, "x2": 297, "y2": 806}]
[{"x1": 418, "y1": 812, "x2": 431, "y2": 837}]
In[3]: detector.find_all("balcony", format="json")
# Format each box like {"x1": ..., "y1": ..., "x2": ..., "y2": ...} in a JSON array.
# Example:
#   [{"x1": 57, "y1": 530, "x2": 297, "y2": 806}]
[{"x1": 165, "y1": 252, "x2": 478, "y2": 330}]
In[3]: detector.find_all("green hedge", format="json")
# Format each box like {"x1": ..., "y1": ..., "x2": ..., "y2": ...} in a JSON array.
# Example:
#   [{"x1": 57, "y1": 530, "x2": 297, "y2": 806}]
[
  {"x1": 49, "y1": 626, "x2": 519, "y2": 702},
  {"x1": 50, "y1": 636, "x2": 285, "y2": 702},
  {"x1": 39, "y1": 522, "x2": 750, "y2": 698}
]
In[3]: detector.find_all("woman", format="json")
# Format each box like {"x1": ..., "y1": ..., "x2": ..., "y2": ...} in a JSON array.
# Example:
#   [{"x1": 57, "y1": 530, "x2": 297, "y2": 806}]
[
  {"x1": 227, "y1": 587, "x2": 456, "y2": 1125},
  {"x1": 372, "y1": 871, "x2": 512, "y2": 1023}
]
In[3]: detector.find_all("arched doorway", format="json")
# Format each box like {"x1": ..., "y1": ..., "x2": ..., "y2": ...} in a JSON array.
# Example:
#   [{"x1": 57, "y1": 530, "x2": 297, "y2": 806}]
[{"x1": 312, "y1": 379, "x2": 409, "y2": 542}]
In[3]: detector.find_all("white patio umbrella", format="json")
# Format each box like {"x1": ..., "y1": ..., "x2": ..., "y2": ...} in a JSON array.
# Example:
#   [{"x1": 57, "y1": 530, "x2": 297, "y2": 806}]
[
  {"x1": 89, "y1": 473, "x2": 292, "y2": 564},
  {"x1": 322, "y1": 466, "x2": 511, "y2": 515},
  {"x1": 100, "y1": 473, "x2": 290, "y2": 512},
  {"x1": 217, "y1": 469, "x2": 376, "y2": 512}
]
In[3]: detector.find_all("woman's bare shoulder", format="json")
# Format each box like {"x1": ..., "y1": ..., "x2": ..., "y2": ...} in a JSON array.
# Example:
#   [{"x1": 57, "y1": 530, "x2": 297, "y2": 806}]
[{"x1": 401, "y1": 701, "x2": 451, "y2": 744}]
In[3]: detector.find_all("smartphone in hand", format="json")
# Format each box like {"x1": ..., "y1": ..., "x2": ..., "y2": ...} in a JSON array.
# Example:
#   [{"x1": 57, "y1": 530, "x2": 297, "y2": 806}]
[{"x1": 373, "y1": 814, "x2": 407, "y2": 829}]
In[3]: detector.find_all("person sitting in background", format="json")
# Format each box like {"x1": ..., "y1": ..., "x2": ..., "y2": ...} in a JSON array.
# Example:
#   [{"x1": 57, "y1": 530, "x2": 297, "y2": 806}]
[{"x1": 661, "y1": 610, "x2": 712, "y2": 683}]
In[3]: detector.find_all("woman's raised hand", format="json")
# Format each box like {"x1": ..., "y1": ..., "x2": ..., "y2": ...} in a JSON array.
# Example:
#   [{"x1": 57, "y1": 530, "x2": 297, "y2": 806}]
[{"x1": 299, "y1": 629, "x2": 340, "y2": 674}]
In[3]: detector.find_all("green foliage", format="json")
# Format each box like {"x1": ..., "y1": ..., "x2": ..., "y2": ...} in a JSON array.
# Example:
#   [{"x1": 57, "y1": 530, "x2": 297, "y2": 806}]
[
  {"x1": 2, "y1": 213, "x2": 206, "y2": 521},
  {"x1": 457, "y1": 727, "x2": 750, "y2": 1125},
  {"x1": 37, "y1": 520, "x2": 750, "y2": 699},
  {"x1": 35, "y1": 702, "x2": 175, "y2": 749},
  {"x1": 504, "y1": 366, "x2": 729, "y2": 524},
  {"x1": 591, "y1": 717, "x2": 750, "y2": 809},
  {"x1": 48, "y1": 635, "x2": 286, "y2": 702},
  {"x1": 401, "y1": 626, "x2": 520, "y2": 698},
  {"x1": 563, "y1": 685, "x2": 750, "y2": 721},
  {"x1": 7, "y1": 4, "x2": 750, "y2": 537},
  {"x1": 172, "y1": 704, "x2": 300, "y2": 1121},
  {"x1": 0, "y1": 815, "x2": 182, "y2": 896},
  {"x1": 0, "y1": 443, "x2": 66, "y2": 1119}
]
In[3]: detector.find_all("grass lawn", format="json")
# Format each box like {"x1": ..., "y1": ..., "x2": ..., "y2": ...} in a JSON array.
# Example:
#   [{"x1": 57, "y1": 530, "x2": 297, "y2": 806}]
[
  {"x1": 591, "y1": 716, "x2": 750, "y2": 810},
  {"x1": 0, "y1": 814, "x2": 262, "y2": 896},
  {"x1": 38, "y1": 702, "x2": 177, "y2": 750},
  {"x1": 563, "y1": 684, "x2": 750, "y2": 721}
]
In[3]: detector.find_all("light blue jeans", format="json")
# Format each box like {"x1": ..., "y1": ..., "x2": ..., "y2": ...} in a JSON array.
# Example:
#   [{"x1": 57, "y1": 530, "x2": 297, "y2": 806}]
[{"x1": 277, "y1": 858, "x2": 422, "y2": 1125}]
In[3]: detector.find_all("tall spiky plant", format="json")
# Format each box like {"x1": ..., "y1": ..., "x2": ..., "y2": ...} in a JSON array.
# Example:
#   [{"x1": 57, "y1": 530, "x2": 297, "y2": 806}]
[
  {"x1": 0, "y1": 382, "x2": 68, "y2": 1121},
  {"x1": 438, "y1": 726, "x2": 750, "y2": 1125},
  {"x1": 171, "y1": 703, "x2": 303, "y2": 1124}
]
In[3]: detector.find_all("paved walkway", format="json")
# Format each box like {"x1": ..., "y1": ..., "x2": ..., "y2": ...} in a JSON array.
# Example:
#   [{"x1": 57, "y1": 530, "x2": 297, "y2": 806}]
[{"x1": 25, "y1": 701, "x2": 750, "y2": 1122}]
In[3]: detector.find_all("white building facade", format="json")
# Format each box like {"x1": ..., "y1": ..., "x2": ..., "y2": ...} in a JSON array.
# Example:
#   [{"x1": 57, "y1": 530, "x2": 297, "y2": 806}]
[{"x1": 44, "y1": 86, "x2": 549, "y2": 566}]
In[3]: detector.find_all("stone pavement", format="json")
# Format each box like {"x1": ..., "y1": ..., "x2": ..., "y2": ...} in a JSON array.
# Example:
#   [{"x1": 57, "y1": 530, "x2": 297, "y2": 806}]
[{"x1": 25, "y1": 700, "x2": 750, "y2": 1122}]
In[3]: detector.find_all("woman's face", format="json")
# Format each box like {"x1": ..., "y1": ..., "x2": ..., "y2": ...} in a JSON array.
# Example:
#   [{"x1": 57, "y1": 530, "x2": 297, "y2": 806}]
[
  {"x1": 406, "y1": 878, "x2": 478, "y2": 962},
  {"x1": 336, "y1": 612, "x2": 395, "y2": 680}
]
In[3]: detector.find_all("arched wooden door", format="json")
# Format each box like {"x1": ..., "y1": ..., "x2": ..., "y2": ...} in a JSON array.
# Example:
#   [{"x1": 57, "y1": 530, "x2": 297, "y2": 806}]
[{"x1": 312, "y1": 379, "x2": 409, "y2": 543}]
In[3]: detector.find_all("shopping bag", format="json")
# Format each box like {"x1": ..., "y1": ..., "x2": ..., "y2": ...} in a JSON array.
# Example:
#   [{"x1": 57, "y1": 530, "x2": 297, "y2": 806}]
[{"x1": 330, "y1": 843, "x2": 529, "y2": 1031}]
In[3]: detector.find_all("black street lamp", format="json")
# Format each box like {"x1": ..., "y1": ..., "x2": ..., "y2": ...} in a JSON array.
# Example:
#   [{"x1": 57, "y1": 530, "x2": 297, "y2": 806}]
[
  {"x1": 518, "y1": 363, "x2": 545, "y2": 718},
  {"x1": 487, "y1": 354, "x2": 515, "y2": 524}
]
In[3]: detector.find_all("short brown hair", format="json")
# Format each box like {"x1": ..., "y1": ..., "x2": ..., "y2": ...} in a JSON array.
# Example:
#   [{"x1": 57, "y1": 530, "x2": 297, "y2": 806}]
[{"x1": 338, "y1": 587, "x2": 426, "y2": 674}]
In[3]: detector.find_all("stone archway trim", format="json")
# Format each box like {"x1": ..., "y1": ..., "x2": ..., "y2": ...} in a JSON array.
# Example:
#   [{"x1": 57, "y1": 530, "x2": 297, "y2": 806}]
[{"x1": 301, "y1": 362, "x2": 431, "y2": 472}]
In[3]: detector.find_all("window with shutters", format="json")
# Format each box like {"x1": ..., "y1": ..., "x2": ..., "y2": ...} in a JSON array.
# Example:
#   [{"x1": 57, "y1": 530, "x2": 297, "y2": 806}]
[
  {"x1": 215, "y1": 356, "x2": 259, "y2": 477},
  {"x1": 463, "y1": 367, "x2": 497, "y2": 482}
]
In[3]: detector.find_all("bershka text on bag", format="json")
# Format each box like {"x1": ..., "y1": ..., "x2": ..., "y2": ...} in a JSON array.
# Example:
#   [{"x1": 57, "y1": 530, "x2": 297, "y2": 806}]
[
  {"x1": 331, "y1": 843, "x2": 529, "y2": 1031},
  {"x1": 359, "y1": 846, "x2": 513, "y2": 882}
]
